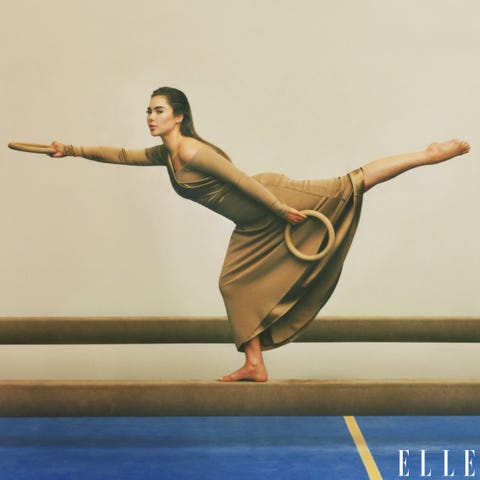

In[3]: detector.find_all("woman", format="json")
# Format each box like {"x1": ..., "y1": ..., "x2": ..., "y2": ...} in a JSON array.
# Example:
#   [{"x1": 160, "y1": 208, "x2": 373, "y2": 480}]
[{"x1": 50, "y1": 86, "x2": 470, "y2": 382}]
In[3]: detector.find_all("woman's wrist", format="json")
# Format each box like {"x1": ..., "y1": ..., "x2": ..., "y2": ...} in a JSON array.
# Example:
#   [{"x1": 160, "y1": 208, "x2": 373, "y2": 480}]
[{"x1": 63, "y1": 145, "x2": 77, "y2": 157}]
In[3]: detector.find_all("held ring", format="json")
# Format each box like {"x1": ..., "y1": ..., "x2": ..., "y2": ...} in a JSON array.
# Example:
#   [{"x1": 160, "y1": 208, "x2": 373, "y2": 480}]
[
  {"x1": 284, "y1": 209, "x2": 335, "y2": 262},
  {"x1": 8, "y1": 142, "x2": 57, "y2": 154}
]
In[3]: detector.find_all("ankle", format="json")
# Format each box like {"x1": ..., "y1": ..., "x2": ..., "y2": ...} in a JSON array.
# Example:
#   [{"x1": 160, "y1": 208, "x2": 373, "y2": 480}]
[
  {"x1": 423, "y1": 145, "x2": 439, "y2": 163},
  {"x1": 245, "y1": 359, "x2": 264, "y2": 369}
]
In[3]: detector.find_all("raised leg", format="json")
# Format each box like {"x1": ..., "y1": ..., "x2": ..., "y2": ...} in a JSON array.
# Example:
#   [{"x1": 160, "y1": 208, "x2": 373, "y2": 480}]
[
  {"x1": 219, "y1": 335, "x2": 268, "y2": 382},
  {"x1": 362, "y1": 139, "x2": 470, "y2": 191}
]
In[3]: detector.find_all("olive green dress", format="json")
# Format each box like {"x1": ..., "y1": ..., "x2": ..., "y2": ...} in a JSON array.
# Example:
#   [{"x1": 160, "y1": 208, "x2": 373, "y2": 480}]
[{"x1": 66, "y1": 143, "x2": 364, "y2": 351}]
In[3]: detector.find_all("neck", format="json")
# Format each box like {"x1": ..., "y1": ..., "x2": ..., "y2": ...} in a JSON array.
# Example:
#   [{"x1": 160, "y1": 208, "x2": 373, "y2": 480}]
[{"x1": 161, "y1": 129, "x2": 183, "y2": 156}]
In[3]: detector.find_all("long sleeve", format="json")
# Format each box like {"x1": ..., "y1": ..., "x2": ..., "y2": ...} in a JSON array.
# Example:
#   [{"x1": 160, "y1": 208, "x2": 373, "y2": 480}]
[
  {"x1": 188, "y1": 145, "x2": 290, "y2": 218},
  {"x1": 64, "y1": 144, "x2": 168, "y2": 166}
]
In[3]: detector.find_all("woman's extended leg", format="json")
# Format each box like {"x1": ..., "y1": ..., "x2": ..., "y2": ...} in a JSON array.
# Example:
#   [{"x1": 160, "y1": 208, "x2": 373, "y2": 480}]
[
  {"x1": 362, "y1": 139, "x2": 470, "y2": 191},
  {"x1": 219, "y1": 335, "x2": 268, "y2": 382}
]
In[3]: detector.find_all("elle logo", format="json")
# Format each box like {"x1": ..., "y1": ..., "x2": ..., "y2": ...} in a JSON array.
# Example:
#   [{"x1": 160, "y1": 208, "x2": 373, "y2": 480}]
[{"x1": 399, "y1": 450, "x2": 477, "y2": 477}]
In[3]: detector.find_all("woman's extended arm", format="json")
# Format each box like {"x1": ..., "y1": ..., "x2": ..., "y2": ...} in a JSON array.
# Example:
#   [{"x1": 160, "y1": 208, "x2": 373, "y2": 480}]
[
  {"x1": 188, "y1": 145, "x2": 306, "y2": 224},
  {"x1": 50, "y1": 141, "x2": 167, "y2": 166}
]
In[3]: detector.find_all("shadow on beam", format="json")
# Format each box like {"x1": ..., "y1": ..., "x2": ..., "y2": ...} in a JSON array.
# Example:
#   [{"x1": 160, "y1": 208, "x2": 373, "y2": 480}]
[
  {"x1": 1, "y1": 380, "x2": 480, "y2": 416},
  {"x1": 0, "y1": 316, "x2": 480, "y2": 344}
]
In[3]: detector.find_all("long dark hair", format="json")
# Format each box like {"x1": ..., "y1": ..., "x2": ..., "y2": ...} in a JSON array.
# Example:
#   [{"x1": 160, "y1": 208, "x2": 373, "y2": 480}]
[{"x1": 151, "y1": 87, "x2": 230, "y2": 160}]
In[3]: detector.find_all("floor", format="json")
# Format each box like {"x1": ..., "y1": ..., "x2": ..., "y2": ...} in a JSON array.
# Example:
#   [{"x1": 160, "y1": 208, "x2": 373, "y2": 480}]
[{"x1": 0, "y1": 416, "x2": 478, "y2": 479}]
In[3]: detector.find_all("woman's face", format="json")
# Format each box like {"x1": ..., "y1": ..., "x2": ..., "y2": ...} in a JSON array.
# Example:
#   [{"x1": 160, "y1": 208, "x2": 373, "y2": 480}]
[{"x1": 146, "y1": 95, "x2": 183, "y2": 137}]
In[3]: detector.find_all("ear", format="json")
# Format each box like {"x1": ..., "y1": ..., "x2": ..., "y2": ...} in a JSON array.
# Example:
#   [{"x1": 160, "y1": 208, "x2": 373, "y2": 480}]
[{"x1": 175, "y1": 113, "x2": 184, "y2": 124}]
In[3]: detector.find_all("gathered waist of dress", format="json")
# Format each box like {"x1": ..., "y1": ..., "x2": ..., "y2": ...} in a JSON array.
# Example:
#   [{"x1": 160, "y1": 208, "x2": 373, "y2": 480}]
[{"x1": 206, "y1": 186, "x2": 273, "y2": 228}]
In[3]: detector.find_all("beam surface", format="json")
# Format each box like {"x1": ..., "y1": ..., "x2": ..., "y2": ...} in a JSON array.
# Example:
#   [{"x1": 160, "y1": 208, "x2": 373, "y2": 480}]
[
  {"x1": 1, "y1": 379, "x2": 480, "y2": 416},
  {"x1": 0, "y1": 316, "x2": 479, "y2": 344}
]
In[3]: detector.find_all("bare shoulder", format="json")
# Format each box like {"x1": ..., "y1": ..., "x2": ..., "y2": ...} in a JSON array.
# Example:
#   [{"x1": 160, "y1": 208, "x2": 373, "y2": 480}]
[{"x1": 179, "y1": 138, "x2": 214, "y2": 162}]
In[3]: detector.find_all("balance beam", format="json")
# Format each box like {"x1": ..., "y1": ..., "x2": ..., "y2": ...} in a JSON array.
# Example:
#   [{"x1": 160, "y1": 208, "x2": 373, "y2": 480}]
[
  {"x1": 1, "y1": 316, "x2": 479, "y2": 344},
  {"x1": 1, "y1": 379, "x2": 480, "y2": 416}
]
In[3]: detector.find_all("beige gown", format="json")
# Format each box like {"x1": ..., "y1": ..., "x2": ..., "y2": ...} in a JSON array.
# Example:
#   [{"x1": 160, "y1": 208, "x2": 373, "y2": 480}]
[{"x1": 66, "y1": 143, "x2": 364, "y2": 352}]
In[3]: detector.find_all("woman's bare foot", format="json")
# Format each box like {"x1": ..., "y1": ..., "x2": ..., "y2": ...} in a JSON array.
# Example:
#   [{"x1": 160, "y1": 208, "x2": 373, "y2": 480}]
[
  {"x1": 219, "y1": 362, "x2": 268, "y2": 382},
  {"x1": 363, "y1": 138, "x2": 471, "y2": 191},
  {"x1": 425, "y1": 139, "x2": 471, "y2": 164}
]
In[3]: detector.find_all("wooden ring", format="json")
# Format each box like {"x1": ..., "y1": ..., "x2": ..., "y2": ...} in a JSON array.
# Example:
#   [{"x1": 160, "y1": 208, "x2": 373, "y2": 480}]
[
  {"x1": 284, "y1": 209, "x2": 335, "y2": 262},
  {"x1": 8, "y1": 142, "x2": 57, "y2": 154}
]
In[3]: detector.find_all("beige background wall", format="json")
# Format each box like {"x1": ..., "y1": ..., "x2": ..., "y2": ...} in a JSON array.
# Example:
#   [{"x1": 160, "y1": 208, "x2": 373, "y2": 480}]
[{"x1": 1, "y1": 0, "x2": 479, "y2": 380}]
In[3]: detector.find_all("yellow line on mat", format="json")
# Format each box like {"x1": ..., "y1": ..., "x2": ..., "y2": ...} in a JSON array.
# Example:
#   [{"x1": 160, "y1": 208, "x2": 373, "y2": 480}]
[{"x1": 344, "y1": 416, "x2": 382, "y2": 480}]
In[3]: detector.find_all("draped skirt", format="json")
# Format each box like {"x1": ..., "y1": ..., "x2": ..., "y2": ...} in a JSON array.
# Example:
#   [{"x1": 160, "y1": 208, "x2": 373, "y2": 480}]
[{"x1": 218, "y1": 168, "x2": 364, "y2": 351}]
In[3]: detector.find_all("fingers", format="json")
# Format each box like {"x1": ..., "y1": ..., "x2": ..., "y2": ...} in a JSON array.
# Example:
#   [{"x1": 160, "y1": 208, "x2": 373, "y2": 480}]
[
  {"x1": 292, "y1": 215, "x2": 306, "y2": 224},
  {"x1": 49, "y1": 140, "x2": 64, "y2": 157},
  {"x1": 286, "y1": 208, "x2": 307, "y2": 225},
  {"x1": 294, "y1": 210, "x2": 307, "y2": 223}
]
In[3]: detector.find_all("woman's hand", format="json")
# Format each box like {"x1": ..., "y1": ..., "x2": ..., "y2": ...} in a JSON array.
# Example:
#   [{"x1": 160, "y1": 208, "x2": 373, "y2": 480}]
[
  {"x1": 285, "y1": 207, "x2": 307, "y2": 225},
  {"x1": 49, "y1": 141, "x2": 66, "y2": 158}
]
